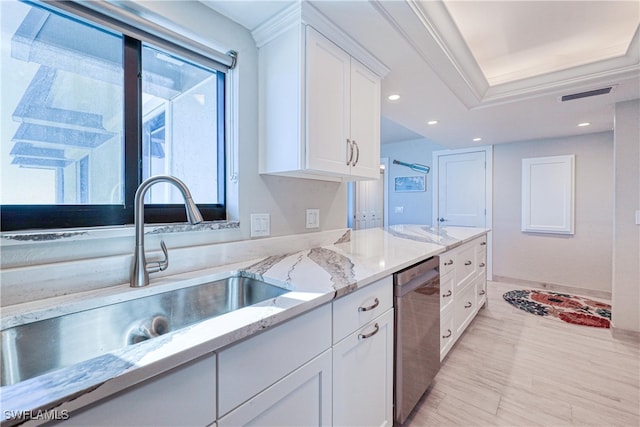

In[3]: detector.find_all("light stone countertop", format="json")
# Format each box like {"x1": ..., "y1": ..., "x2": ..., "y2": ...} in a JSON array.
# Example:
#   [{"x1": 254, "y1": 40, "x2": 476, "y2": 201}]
[{"x1": 0, "y1": 225, "x2": 488, "y2": 425}]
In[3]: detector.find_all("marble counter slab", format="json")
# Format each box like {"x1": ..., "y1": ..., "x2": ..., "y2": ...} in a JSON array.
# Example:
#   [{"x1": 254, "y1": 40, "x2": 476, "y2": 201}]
[{"x1": 0, "y1": 225, "x2": 488, "y2": 426}]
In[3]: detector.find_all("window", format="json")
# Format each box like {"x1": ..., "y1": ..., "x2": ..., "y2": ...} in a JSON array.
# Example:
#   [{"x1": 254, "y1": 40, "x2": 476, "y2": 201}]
[{"x1": 0, "y1": 0, "x2": 227, "y2": 231}]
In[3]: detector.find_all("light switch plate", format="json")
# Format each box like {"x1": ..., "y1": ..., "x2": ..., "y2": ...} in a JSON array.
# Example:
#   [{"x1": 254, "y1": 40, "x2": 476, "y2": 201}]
[
  {"x1": 306, "y1": 209, "x2": 320, "y2": 229},
  {"x1": 250, "y1": 213, "x2": 270, "y2": 237}
]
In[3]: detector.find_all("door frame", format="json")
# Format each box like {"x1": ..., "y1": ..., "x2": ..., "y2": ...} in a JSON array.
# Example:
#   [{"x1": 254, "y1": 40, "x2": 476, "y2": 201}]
[{"x1": 432, "y1": 146, "x2": 493, "y2": 280}]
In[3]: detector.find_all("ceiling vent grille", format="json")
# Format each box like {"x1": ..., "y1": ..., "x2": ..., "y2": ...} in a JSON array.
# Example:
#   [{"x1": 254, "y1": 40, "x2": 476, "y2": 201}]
[{"x1": 560, "y1": 87, "x2": 614, "y2": 102}]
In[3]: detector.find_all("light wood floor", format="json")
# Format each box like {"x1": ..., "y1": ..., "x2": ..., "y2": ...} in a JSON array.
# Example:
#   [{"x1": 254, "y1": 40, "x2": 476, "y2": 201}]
[{"x1": 405, "y1": 281, "x2": 640, "y2": 427}]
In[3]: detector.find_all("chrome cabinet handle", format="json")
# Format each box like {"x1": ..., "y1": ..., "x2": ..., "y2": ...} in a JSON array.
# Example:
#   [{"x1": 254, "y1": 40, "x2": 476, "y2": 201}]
[
  {"x1": 346, "y1": 139, "x2": 354, "y2": 165},
  {"x1": 480, "y1": 241, "x2": 486, "y2": 246},
  {"x1": 442, "y1": 329, "x2": 452, "y2": 339},
  {"x1": 464, "y1": 302, "x2": 472, "y2": 308},
  {"x1": 358, "y1": 297, "x2": 380, "y2": 312},
  {"x1": 351, "y1": 140, "x2": 360, "y2": 166},
  {"x1": 479, "y1": 290, "x2": 486, "y2": 296},
  {"x1": 442, "y1": 290, "x2": 452, "y2": 298},
  {"x1": 358, "y1": 323, "x2": 379, "y2": 340},
  {"x1": 464, "y1": 260, "x2": 472, "y2": 266},
  {"x1": 479, "y1": 262, "x2": 486, "y2": 268},
  {"x1": 444, "y1": 260, "x2": 454, "y2": 266}
]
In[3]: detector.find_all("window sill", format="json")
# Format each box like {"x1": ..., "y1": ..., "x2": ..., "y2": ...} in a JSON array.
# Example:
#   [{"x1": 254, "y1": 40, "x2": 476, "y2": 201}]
[{"x1": 0, "y1": 221, "x2": 240, "y2": 247}]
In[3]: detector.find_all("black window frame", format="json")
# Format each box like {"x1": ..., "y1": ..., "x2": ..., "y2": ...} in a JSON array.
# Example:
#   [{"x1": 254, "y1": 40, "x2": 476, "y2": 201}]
[{"x1": 1, "y1": 2, "x2": 227, "y2": 232}]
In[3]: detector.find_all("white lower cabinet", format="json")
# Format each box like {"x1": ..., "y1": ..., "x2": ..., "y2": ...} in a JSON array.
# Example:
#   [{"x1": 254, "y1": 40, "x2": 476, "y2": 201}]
[
  {"x1": 217, "y1": 305, "x2": 331, "y2": 417},
  {"x1": 440, "y1": 306, "x2": 455, "y2": 361},
  {"x1": 454, "y1": 280, "x2": 477, "y2": 335},
  {"x1": 439, "y1": 234, "x2": 488, "y2": 360},
  {"x1": 331, "y1": 276, "x2": 394, "y2": 427},
  {"x1": 218, "y1": 350, "x2": 332, "y2": 427},
  {"x1": 58, "y1": 354, "x2": 216, "y2": 427},
  {"x1": 332, "y1": 309, "x2": 394, "y2": 427}
]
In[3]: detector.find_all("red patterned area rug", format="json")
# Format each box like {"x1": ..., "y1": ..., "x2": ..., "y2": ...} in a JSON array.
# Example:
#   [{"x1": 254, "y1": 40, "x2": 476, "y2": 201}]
[{"x1": 503, "y1": 289, "x2": 611, "y2": 328}]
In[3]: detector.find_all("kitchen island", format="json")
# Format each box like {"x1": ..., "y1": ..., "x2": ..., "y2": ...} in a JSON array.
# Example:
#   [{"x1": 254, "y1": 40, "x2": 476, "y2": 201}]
[{"x1": 0, "y1": 225, "x2": 488, "y2": 426}]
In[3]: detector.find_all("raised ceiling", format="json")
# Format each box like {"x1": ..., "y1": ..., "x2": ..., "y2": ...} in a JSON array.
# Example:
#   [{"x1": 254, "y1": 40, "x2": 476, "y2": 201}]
[
  {"x1": 201, "y1": 0, "x2": 640, "y2": 147},
  {"x1": 443, "y1": 1, "x2": 639, "y2": 86}
]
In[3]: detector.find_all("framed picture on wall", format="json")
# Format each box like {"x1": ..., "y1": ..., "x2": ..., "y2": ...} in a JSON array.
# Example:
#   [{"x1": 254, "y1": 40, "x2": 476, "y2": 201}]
[{"x1": 394, "y1": 176, "x2": 425, "y2": 192}]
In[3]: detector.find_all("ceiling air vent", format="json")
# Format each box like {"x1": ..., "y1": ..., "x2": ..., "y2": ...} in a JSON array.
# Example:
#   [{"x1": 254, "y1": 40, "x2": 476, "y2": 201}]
[{"x1": 560, "y1": 87, "x2": 614, "y2": 102}]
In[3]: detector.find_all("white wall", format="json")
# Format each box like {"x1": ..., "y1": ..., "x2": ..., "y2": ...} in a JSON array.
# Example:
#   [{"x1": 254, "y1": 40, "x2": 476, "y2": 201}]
[
  {"x1": 612, "y1": 100, "x2": 640, "y2": 333},
  {"x1": 380, "y1": 138, "x2": 444, "y2": 225},
  {"x1": 492, "y1": 132, "x2": 614, "y2": 293},
  {"x1": 131, "y1": 1, "x2": 347, "y2": 241},
  {"x1": 0, "y1": 1, "x2": 349, "y2": 301}
]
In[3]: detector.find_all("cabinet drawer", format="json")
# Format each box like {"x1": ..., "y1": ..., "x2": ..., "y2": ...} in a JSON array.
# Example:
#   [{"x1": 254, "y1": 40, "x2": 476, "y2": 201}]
[
  {"x1": 439, "y1": 251, "x2": 456, "y2": 277},
  {"x1": 218, "y1": 304, "x2": 331, "y2": 416},
  {"x1": 454, "y1": 282, "x2": 477, "y2": 335},
  {"x1": 440, "y1": 270, "x2": 454, "y2": 311},
  {"x1": 477, "y1": 276, "x2": 487, "y2": 306},
  {"x1": 440, "y1": 306, "x2": 454, "y2": 362},
  {"x1": 333, "y1": 276, "x2": 392, "y2": 343},
  {"x1": 455, "y1": 243, "x2": 477, "y2": 289}
]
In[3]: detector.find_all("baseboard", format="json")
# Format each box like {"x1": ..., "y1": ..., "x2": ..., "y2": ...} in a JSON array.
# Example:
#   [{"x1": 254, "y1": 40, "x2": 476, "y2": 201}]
[
  {"x1": 491, "y1": 275, "x2": 612, "y2": 301},
  {"x1": 611, "y1": 326, "x2": 640, "y2": 344}
]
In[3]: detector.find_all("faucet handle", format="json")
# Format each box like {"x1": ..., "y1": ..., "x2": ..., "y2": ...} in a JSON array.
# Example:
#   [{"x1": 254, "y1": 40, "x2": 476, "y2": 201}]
[{"x1": 146, "y1": 240, "x2": 169, "y2": 273}]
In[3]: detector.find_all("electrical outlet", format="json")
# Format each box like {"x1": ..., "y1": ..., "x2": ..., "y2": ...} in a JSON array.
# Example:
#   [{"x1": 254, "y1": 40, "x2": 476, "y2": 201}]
[
  {"x1": 250, "y1": 213, "x2": 270, "y2": 237},
  {"x1": 306, "y1": 209, "x2": 320, "y2": 229}
]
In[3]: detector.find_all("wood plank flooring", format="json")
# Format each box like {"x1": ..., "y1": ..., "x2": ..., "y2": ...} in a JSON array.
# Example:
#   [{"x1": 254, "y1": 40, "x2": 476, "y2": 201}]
[{"x1": 405, "y1": 281, "x2": 640, "y2": 427}]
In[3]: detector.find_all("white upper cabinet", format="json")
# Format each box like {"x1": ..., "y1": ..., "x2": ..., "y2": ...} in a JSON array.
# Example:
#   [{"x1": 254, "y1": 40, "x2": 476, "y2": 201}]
[{"x1": 255, "y1": 3, "x2": 385, "y2": 181}]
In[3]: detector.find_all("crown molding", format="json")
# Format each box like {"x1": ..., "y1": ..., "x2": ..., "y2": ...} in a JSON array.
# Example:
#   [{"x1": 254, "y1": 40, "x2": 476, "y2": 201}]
[
  {"x1": 252, "y1": 1, "x2": 390, "y2": 78},
  {"x1": 373, "y1": 0, "x2": 640, "y2": 109}
]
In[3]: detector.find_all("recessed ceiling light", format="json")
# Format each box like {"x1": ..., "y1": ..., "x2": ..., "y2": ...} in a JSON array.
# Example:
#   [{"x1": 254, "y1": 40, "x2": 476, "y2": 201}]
[
  {"x1": 473, "y1": 137, "x2": 482, "y2": 142},
  {"x1": 427, "y1": 120, "x2": 438, "y2": 125},
  {"x1": 388, "y1": 94, "x2": 400, "y2": 101},
  {"x1": 578, "y1": 122, "x2": 591, "y2": 127}
]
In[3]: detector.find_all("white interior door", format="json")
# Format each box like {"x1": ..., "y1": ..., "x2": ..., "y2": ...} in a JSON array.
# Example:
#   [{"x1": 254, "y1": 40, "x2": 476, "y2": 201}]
[{"x1": 437, "y1": 151, "x2": 486, "y2": 227}]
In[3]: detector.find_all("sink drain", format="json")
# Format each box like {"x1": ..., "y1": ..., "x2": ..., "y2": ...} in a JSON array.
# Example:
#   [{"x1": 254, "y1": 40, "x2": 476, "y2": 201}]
[{"x1": 127, "y1": 315, "x2": 170, "y2": 345}]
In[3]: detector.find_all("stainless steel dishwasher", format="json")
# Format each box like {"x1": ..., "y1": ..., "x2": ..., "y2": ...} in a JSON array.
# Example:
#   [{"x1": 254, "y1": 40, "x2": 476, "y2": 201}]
[{"x1": 393, "y1": 256, "x2": 440, "y2": 425}]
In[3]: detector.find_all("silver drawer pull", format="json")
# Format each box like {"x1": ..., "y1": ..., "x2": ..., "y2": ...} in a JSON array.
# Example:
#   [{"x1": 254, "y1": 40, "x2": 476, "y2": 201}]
[
  {"x1": 464, "y1": 260, "x2": 472, "y2": 266},
  {"x1": 358, "y1": 297, "x2": 380, "y2": 312},
  {"x1": 444, "y1": 260, "x2": 454, "y2": 266},
  {"x1": 480, "y1": 241, "x2": 486, "y2": 246},
  {"x1": 358, "y1": 323, "x2": 379, "y2": 340},
  {"x1": 442, "y1": 329, "x2": 452, "y2": 339},
  {"x1": 442, "y1": 290, "x2": 452, "y2": 298},
  {"x1": 465, "y1": 302, "x2": 472, "y2": 308},
  {"x1": 479, "y1": 290, "x2": 486, "y2": 296},
  {"x1": 479, "y1": 262, "x2": 486, "y2": 268}
]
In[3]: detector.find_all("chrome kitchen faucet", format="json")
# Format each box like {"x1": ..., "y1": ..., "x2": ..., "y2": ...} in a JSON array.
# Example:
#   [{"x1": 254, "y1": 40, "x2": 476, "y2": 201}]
[{"x1": 131, "y1": 175, "x2": 203, "y2": 287}]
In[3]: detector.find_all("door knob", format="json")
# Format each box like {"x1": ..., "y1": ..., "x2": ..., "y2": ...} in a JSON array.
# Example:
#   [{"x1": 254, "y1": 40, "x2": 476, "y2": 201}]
[{"x1": 438, "y1": 217, "x2": 448, "y2": 222}]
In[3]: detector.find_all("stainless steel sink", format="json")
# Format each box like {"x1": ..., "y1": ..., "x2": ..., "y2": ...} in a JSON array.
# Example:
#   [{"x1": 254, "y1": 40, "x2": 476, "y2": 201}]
[{"x1": 1, "y1": 276, "x2": 287, "y2": 386}]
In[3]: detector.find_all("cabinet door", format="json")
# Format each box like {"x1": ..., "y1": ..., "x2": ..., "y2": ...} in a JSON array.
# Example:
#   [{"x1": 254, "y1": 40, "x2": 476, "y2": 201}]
[
  {"x1": 440, "y1": 306, "x2": 455, "y2": 361},
  {"x1": 306, "y1": 26, "x2": 351, "y2": 176},
  {"x1": 333, "y1": 309, "x2": 393, "y2": 427},
  {"x1": 440, "y1": 270, "x2": 455, "y2": 311},
  {"x1": 218, "y1": 304, "x2": 331, "y2": 416},
  {"x1": 454, "y1": 282, "x2": 477, "y2": 336},
  {"x1": 218, "y1": 350, "x2": 332, "y2": 427},
  {"x1": 349, "y1": 59, "x2": 380, "y2": 179}
]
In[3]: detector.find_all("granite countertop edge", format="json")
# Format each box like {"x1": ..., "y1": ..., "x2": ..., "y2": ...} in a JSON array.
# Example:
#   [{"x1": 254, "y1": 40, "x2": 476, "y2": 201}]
[{"x1": 0, "y1": 225, "x2": 489, "y2": 424}]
